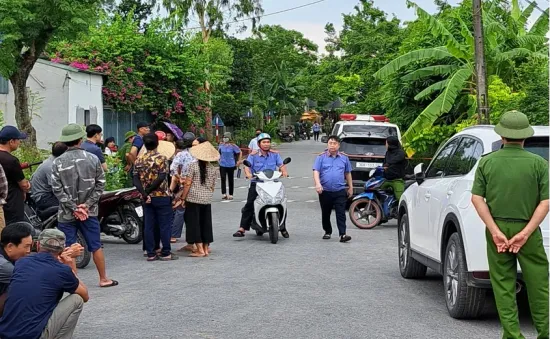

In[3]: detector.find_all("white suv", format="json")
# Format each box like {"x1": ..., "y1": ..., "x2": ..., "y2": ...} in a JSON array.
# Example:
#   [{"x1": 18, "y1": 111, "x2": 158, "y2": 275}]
[{"x1": 397, "y1": 125, "x2": 549, "y2": 319}]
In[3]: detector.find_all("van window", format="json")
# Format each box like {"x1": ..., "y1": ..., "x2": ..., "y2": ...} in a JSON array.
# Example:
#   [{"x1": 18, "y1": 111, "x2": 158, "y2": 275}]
[
  {"x1": 524, "y1": 137, "x2": 549, "y2": 161},
  {"x1": 342, "y1": 125, "x2": 398, "y2": 137}
]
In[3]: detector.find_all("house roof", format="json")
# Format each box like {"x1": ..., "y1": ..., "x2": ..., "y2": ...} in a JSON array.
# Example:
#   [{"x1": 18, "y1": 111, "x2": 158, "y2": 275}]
[{"x1": 36, "y1": 58, "x2": 103, "y2": 76}]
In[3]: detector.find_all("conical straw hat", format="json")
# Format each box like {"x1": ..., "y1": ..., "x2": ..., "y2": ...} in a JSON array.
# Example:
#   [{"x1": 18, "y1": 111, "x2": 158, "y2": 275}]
[
  {"x1": 138, "y1": 140, "x2": 176, "y2": 160},
  {"x1": 190, "y1": 141, "x2": 220, "y2": 162}
]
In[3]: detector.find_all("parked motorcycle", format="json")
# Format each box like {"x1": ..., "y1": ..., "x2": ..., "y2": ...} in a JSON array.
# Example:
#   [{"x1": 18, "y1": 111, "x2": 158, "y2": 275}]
[
  {"x1": 21, "y1": 161, "x2": 91, "y2": 268},
  {"x1": 348, "y1": 167, "x2": 415, "y2": 229},
  {"x1": 99, "y1": 187, "x2": 143, "y2": 244},
  {"x1": 242, "y1": 157, "x2": 291, "y2": 244},
  {"x1": 277, "y1": 130, "x2": 294, "y2": 143},
  {"x1": 25, "y1": 198, "x2": 92, "y2": 269}
]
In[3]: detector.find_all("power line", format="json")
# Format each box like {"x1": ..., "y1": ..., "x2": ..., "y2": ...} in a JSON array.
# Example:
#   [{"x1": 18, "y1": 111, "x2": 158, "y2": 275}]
[
  {"x1": 181, "y1": 0, "x2": 327, "y2": 31},
  {"x1": 521, "y1": 0, "x2": 549, "y2": 16}
]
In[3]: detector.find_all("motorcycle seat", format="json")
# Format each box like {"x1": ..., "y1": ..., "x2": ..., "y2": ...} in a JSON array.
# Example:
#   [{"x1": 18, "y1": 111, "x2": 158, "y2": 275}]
[
  {"x1": 101, "y1": 191, "x2": 118, "y2": 199},
  {"x1": 38, "y1": 206, "x2": 58, "y2": 221}
]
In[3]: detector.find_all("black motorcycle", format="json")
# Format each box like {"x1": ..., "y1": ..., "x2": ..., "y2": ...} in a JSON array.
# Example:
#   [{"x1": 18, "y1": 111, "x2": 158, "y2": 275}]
[
  {"x1": 25, "y1": 198, "x2": 91, "y2": 269},
  {"x1": 277, "y1": 130, "x2": 294, "y2": 143}
]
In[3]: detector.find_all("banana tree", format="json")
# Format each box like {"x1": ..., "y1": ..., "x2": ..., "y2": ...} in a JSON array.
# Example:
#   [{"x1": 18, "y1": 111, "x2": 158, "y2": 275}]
[
  {"x1": 373, "y1": 0, "x2": 548, "y2": 146},
  {"x1": 269, "y1": 61, "x2": 305, "y2": 116}
]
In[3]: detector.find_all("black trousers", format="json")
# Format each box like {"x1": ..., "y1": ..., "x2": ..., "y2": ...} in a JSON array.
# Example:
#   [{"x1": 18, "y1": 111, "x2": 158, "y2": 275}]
[
  {"x1": 184, "y1": 202, "x2": 213, "y2": 244},
  {"x1": 220, "y1": 166, "x2": 236, "y2": 195},
  {"x1": 313, "y1": 131, "x2": 320, "y2": 141},
  {"x1": 319, "y1": 190, "x2": 348, "y2": 236},
  {"x1": 142, "y1": 202, "x2": 160, "y2": 251},
  {"x1": 240, "y1": 183, "x2": 258, "y2": 230}
]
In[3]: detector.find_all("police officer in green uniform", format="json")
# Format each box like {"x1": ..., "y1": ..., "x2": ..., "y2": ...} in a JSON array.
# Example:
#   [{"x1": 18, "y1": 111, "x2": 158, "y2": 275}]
[{"x1": 471, "y1": 110, "x2": 549, "y2": 339}]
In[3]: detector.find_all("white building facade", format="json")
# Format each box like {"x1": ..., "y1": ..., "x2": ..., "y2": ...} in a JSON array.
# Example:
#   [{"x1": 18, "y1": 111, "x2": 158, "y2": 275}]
[{"x1": 0, "y1": 59, "x2": 103, "y2": 149}]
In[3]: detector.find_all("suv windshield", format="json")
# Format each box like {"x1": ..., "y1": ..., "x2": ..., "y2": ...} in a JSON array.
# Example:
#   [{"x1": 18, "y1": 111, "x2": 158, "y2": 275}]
[
  {"x1": 340, "y1": 138, "x2": 387, "y2": 156},
  {"x1": 342, "y1": 125, "x2": 398, "y2": 137},
  {"x1": 524, "y1": 137, "x2": 549, "y2": 161}
]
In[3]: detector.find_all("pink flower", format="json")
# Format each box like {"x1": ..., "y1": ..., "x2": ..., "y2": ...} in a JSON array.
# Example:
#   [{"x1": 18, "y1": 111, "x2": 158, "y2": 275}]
[
  {"x1": 51, "y1": 57, "x2": 62, "y2": 63},
  {"x1": 152, "y1": 111, "x2": 158, "y2": 116},
  {"x1": 136, "y1": 81, "x2": 144, "y2": 87},
  {"x1": 126, "y1": 67, "x2": 133, "y2": 73}
]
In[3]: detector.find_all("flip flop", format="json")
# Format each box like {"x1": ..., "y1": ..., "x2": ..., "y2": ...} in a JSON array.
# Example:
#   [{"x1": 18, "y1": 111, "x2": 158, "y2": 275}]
[
  {"x1": 281, "y1": 230, "x2": 290, "y2": 238},
  {"x1": 100, "y1": 280, "x2": 119, "y2": 288}
]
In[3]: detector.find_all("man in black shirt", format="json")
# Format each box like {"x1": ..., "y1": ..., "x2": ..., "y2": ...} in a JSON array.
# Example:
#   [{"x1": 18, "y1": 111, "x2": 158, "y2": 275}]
[
  {"x1": 381, "y1": 136, "x2": 407, "y2": 200},
  {"x1": 0, "y1": 126, "x2": 30, "y2": 225}
]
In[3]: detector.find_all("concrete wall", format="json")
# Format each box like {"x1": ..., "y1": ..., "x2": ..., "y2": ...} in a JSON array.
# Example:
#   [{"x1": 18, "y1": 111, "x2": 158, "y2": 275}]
[
  {"x1": 0, "y1": 61, "x2": 103, "y2": 149},
  {"x1": 0, "y1": 62, "x2": 69, "y2": 149}
]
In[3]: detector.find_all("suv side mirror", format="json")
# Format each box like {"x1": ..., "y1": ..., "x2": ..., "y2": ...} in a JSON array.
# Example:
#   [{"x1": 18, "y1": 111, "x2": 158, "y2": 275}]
[
  {"x1": 414, "y1": 163, "x2": 425, "y2": 185},
  {"x1": 283, "y1": 157, "x2": 291, "y2": 165},
  {"x1": 321, "y1": 136, "x2": 328, "y2": 143},
  {"x1": 242, "y1": 160, "x2": 252, "y2": 168}
]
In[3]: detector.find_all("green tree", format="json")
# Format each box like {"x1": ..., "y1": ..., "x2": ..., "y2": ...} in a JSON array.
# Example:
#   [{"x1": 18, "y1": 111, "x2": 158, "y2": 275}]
[
  {"x1": 162, "y1": 0, "x2": 263, "y2": 139},
  {"x1": 336, "y1": 0, "x2": 403, "y2": 114},
  {"x1": 374, "y1": 0, "x2": 548, "y2": 145},
  {"x1": 115, "y1": 0, "x2": 157, "y2": 29},
  {"x1": 0, "y1": 0, "x2": 101, "y2": 145}
]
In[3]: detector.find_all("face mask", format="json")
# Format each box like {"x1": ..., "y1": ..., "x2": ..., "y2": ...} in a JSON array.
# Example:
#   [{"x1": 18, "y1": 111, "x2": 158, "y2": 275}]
[{"x1": 222, "y1": 137, "x2": 229, "y2": 142}]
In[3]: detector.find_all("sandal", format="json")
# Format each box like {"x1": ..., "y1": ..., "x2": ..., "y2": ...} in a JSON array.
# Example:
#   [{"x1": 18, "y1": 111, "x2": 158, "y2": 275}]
[
  {"x1": 233, "y1": 230, "x2": 245, "y2": 237},
  {"x1": 100, "y1": 280, "x2": 119, "y2": 288},
  {"x1": 170, "y1": 238, "x2": 178, "y2": 243},
  {"x1": 322, "y1": 234, "x2": 331, "y2": 240},
  {"x1": 222, "y1": 195, "x2": 228, "y2": 200},
  {"x1": 147, "y1": 256, "x2": 158, "y2": 261},
  {"x1": 159, "y1": 254, "x2": 179, "y2": 261},
  {"x1": 281, "y1": 230, "x2": 289, "y2": 238},
  {"x1": 228, "y1": 195, "x2": 233, "y2": 200},
  {"x1": 190, "y1": 252, "x2": 206, "y2": 257}
]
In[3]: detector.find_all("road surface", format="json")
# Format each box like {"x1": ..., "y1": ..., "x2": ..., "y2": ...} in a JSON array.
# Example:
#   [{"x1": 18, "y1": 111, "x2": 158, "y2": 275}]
[{"x1": 74, "y1": 138, "x2": 535, "y2": 339}]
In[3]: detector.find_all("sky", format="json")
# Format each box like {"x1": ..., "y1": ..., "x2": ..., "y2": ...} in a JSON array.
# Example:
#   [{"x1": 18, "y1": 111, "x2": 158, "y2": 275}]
[
  {"x1": 185, "y1": 0, "x2": 543, "y2": 54},
  {"x1": 226, "y1": 0, "x2": 462, "y2": 53}
]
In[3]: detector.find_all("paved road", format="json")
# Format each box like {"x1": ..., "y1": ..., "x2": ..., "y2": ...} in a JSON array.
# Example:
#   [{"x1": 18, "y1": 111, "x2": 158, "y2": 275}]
[{"x1": 74, "y1": 139, "x2": 536, "y2": 339}]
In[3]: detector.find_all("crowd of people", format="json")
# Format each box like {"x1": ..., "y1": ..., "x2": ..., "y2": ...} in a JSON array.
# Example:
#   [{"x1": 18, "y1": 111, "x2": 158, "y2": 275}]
[{"x1": 0, "y1": 110, "x2": 543, "y2": 338}]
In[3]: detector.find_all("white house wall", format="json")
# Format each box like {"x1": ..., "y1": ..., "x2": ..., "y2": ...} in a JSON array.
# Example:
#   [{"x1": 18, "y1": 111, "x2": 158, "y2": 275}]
[
  {"x1": 0, "y1": 62, "x2": 69, "y2": 149},
  {"x1": 68, "y1": 71, "x2": 103, "y2": 129}
]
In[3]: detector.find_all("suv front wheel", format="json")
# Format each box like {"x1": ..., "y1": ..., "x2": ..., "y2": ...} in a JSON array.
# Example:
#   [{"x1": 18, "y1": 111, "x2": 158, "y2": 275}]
[
  {"x1": 443, "y1": 233, "x2": 486, "y2": 319},
  {"x1": 398, "y1": 213, "x2": 427, "y2": 278}
]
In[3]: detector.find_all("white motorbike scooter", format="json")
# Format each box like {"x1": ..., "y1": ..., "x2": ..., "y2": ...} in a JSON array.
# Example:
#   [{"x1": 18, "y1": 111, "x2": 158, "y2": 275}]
[{"x1": 242, "y1": 158, "x2": 291, "y2": 244}]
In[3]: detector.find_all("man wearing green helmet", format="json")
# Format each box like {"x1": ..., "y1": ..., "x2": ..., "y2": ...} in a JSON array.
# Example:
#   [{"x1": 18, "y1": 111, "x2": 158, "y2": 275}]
[
  {"x1": 471, "y1": 110, "x2": 549, "y2": 339},
  {"x1": 233, "y1": 133, "x2": 289, "y2": 238}
]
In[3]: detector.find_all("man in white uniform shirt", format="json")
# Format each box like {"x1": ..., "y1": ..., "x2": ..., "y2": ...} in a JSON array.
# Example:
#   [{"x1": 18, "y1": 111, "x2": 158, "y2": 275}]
[{"x1": 247, "y1": 129, "x2": 262, "y2": 154}]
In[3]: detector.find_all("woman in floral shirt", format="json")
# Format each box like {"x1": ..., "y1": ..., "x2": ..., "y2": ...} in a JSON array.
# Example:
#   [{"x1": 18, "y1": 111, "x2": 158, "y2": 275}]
[{"x1": 180, "y1": 141, "x2": 219, "y2": 257}]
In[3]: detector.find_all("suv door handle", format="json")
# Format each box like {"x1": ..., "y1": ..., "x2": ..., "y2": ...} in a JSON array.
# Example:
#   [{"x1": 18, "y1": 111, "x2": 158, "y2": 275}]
[
  {"x1": 424, "y1": 193, "x2": 431, "y2": 200},
  {"x1": 447, "y1": 190, "x2": 453, "y2": 196}
]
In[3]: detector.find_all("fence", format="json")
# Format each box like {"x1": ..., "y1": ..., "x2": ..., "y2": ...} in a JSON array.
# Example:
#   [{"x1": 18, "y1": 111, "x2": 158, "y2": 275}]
[{"x1": 103, "y1": 109, "x2": 154, "y2": 146}]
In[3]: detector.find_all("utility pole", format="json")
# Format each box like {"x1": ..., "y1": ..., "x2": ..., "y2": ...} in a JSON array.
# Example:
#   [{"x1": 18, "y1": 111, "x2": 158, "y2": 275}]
[{"x1": 472, "y1": 0, "x2": 490, "y2": 125}]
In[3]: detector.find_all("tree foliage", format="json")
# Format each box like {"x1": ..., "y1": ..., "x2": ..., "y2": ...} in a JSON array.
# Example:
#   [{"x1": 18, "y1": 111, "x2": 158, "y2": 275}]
[{"x1": 0, "y1": 0, "x2": 102, "y2": 145}]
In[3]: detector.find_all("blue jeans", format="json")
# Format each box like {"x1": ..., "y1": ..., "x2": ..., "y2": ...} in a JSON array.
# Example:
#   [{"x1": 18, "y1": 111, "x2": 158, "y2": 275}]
[
  {"x1": 143, "y1": 197, "x2": 173, "y2": 257},
  {"x1": 171, "y1": 207, "x2": 185, "y2": 238}
]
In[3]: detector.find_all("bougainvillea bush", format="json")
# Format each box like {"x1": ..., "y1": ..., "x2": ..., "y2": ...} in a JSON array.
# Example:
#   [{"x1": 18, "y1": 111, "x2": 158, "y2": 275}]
[{"x1": 46, "y1": 14, "x2": 228, "y2": 127}]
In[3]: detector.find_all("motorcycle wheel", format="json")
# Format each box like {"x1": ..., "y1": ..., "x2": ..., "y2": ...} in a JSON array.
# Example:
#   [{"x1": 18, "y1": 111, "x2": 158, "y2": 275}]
[
  {"x1": 121, "y1": 210, "x2": 143, "y2": 244},
  {"x1": 268, "y1": 214, "x2": 279, "y2": 244},
  {"x1": 75, "y1": 230, "x2": 91, "y2": 269},
  {"x1": 349, "y1": 198, "x2": 382, "y2": 229}
]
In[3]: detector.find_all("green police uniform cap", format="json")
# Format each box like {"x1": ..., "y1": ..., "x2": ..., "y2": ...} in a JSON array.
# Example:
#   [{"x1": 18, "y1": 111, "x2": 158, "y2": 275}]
[
  {"x1": 494, "y1": 110, "x2": 534, "y2": 139},
  {"x1": 59, "y1": 124, "x2": 86, "y2": 142},
  {"x1": 124, "y1": 131, "x2": 137, "y2": 141}
]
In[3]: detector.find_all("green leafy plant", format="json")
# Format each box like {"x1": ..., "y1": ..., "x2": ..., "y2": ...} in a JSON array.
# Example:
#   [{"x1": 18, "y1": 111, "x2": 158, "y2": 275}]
[{"x1": 104, "y1": 156, "x2": 126, "y2": 191}]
